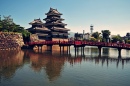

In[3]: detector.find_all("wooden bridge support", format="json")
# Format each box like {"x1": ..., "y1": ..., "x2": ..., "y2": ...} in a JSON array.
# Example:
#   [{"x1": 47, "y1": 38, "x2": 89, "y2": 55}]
[
  {"x1": 59, "y1": 45, "x2": 71, "y2": 54},
  {"x1": 39, "y1": 45, "x2": 43, "y2": 51},
  {"x1": 63, "y1": 46, "x2": 64, "y2": 53},
  {"x1": 81, "y1": 47, "x2": 82, "y2": 55},
  {"x1": 81, "y1": 46, "x2": 85, "y2": 56},
  {"x1": 98, "y1": 46, "x2": 102, "y2": 57},
  {"x1": 118, "y1": 48, "x2": 122, "y2": 58},
  {"x1": 66, "y1": 46, "x2": 70, "y2": 54},
  {"x1": 83, "y1": 46, "x2": 84, "y2": 55},
  {"x1": 68, "y1": 46, "x2": 70, "y2": 54},
  {"x1": 47, "y1": 45, "x2": 52, "y2": 51},
  {"x1": 74, "y1": 46, "x2": 77, "y2": 56},
  {"x1": 74, "y1": 46, "x2": 85, "y2": 57},
  {"x1": 60, "y1": 46, "x2": 61, "y2": 53},
  {"x1": 29, "y1": 45, "x2": 35, "y2": 50}
]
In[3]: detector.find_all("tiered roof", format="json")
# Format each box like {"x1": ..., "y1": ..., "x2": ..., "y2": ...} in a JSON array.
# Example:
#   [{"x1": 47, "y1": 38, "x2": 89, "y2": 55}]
[
  {"x1": 44, "y1": 17, "x2": 64, "y2": 22},
  {"x1": 51, "y1": 27, "x2": 69, "y2": 31},
  {"x1": 45, "y1": 8, "x2": 62, "y2": 16},
  {"x1": 45, "y1": 22, "x2": 67, "y2": 26},
  {"x1": 44, "y1": 8, "x2": 70, "y2": 33},
  {"x1": 29, "y1": 18, "x2": 43, "y2": 25},
  {"x1": 28, "y1": 8, "x2": 70, "y2": 40},
  {"x1": 28, "y1": 18, "x2": 50, "y2": 32},
  {"x1": 28, "y1": 26, "x2": 50, "y2": 32},
  {"x1": 51, "y1": 32, "x2": 69, "y2": 36}
]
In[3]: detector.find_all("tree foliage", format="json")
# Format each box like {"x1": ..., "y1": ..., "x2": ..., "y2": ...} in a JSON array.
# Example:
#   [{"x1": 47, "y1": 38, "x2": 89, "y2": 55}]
[
  {"x1": 92, "y1": 32, "x2": 101, "y2": 39},
  {"x1": 0, "y1": 15, "x2": 30, "y2": 42},
  {"x1": 126, "y1": 33, "x2": 130, "y2": 37},
  {"x1": 101, "y1": 30, "x2": 111, "y2": 42},
  {"x1": 89, "y1": 37, "x2": 96, "y2": 42},
  {"x1": 127, "y1": 40, "x2": 130, "y2": 44},
  {"x1": 111, "y1": 35, "x2": 122, "y2": 43}
]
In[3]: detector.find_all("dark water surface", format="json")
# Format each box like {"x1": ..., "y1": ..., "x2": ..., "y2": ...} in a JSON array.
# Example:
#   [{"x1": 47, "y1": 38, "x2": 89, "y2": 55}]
[{"x1": 0, "y1": 47, "x2": 130, "y2": 86}]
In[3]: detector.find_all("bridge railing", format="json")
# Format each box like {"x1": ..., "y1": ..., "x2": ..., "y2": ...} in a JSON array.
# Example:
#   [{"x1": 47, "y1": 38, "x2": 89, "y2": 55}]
[{"x1": 27, "y1": 41, "x2": 130, "y2": 49}]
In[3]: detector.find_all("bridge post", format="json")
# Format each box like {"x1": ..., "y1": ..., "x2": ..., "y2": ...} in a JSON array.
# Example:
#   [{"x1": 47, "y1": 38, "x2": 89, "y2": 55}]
[
  {"x1": 74, "y1": 46, "x2": 77, "y2": 57},
  {"x1": 118, "y1": 48, "x2": 122, "y2": 58},
  {"x1": 83, "y1": 46, "x2": 84, "y2": 55},
  {"x1": 39, "y1": 45, "x2": 43, "y2": 52},
  {"x1": 60, "y1": 46, "x2": 61, "y2": 53},
  {"x1": 69, "y1": 46, "x2": 70, "y2": 54},
  {"x1": 98, "y1": 46, "x2": 102, "y2": 57},
  {"x1": 67, "y1": 46, "x2": 68, "y2": 54},
  {"x1": 81, "y1": 47, "x2": 82, "y2": 55},
  {"x1": 29, "y1": 45, "x2": 35, "y2": 50},
  {"x1": 63, "y1": 46, "x2": 64, "y2": 53},
  {"x1": 37, "y1": 45, "x2": 39, "y2": 51},
  {"x1": 47, "y1": 45, "x2": 52, "y2": 51}
]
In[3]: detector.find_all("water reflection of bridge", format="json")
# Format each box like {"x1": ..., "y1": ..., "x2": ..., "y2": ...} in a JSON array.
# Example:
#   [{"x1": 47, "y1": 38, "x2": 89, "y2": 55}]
[{"x1": 0, "y1": 50, "x2": 130, "y2": 82}]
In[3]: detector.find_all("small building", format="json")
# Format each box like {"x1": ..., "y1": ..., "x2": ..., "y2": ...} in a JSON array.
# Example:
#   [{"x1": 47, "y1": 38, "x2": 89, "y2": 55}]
[
  {"x1": 74, "y1": 33, "x2": 83, "y2": 40},
  {"x1": 84, "y1": 33, "x2": 91, "y2": 40}
]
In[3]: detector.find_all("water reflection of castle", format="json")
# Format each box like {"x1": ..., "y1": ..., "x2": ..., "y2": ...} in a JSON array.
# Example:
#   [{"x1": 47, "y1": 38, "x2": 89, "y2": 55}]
[{"x1": 0, "y1": 50, "x2": 130, "y2": 82}]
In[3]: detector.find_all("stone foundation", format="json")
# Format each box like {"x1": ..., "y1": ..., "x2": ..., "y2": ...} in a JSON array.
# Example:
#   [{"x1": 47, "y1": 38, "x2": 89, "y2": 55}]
[
  {"x1": 0, "y1": 32, "x2": 24, "y2": 50},
  {"x1": 33, "y1": 45, "x2": 68, "y2": 51},
  {"x1": 30, "y1": 34, "x2": 45, "y2": 42}
]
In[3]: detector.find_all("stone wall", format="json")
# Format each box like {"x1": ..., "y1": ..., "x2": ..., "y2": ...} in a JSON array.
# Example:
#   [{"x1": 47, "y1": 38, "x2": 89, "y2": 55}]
[
  {"x1": 30, "y1": 34, "x2": 45, "y2": 42},
  {"x1": 0, "y1": 32, "x2": 24, "y2": 50}
]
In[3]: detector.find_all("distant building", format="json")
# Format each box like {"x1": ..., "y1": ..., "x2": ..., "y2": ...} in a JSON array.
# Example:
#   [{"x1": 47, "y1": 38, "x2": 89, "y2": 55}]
[
  {"x1": 74, "y1": 33, "x2": 83, "y2": 40},
  {"x1": 121, "y1": 32, "x2": 130, "y2": 43},
  {"x1": 126, "y1": 33, "x2": 130, "y2": 39},
  {"x1": 74, "y1": 31, "x2": 91, "y2": 41},
  {"x1": 84, "y1": 33, "x2": 91, "y2": 40}
]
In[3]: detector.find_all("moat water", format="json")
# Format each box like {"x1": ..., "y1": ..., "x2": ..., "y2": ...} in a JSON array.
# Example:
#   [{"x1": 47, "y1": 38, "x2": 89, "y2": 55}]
[{"x1": 0, "y1": 46, "x2": 130, "y2": 86}]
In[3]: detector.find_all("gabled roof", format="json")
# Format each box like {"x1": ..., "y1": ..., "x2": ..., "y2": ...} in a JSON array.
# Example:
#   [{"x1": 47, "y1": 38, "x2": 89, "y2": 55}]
[
  {"x1": 43, "y1": 17, "x2": 64, "y2": 21},
  {"x1": 45, "y1": 8, "x2": 62, "y2": 15},
  {"x1": 51, "y1": 27, "x2": 70, "y2": 31},
  {"x1": 35, "y1": 27, "x2": 51, "y2": 31},
  {"x1": 51, "y1": 32, "x2": 69, "y2": 36},
  {"x1": 29, "y1": 18, "x2": 43, "y2": 25},
  {"x1": 27, "y1": 27, "x2": 51, "y2": 32},
  {"x1": 36, "y1": 33, "x2": 49, "y2": 36}
]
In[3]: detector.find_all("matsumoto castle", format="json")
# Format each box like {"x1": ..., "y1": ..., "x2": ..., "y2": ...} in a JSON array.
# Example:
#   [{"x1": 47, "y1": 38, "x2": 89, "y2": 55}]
[{"x1": 27, "y1": 8, "x2": 94, "y2": 41}]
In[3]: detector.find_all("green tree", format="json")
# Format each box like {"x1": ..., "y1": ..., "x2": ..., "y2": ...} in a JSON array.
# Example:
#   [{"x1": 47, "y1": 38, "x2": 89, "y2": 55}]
[
  {"x1": 0, "y1": 15, "x2": 31, "y2": 42},
  {"x1": 127, "y1": 40, "x2": 130, "y2": 44},
  {"x1": 92, "y1": 32, "x2": 101, "y2": 40},
  {"x1": 101, "y1": 30, "x2": 111, "y2": 42},
  {"x1": 111, "y1": 35, "x2": 122, "y2": 43},
  {"x1": 126, "y1": 33, "x2": 130, "y2": 40},
  {"x1": 89, "y1": 37, "x2": 96, "y2": 42},
  {"x1": 0, "y1": 15, "x2": 14, "y2": 32}
]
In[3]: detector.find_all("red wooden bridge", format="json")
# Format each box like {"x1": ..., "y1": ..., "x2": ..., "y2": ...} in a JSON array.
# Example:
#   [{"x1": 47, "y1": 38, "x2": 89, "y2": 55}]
[
  {"x1": 27, "y1": 41, "x2": 130, "y2": 49},
  {"x1": 26, "y1": 41, "x2": 130, "y2": 57}
]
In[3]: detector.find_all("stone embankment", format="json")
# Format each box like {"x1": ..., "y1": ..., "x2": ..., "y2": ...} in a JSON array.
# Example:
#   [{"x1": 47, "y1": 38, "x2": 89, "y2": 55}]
[{"x1": 0, "y1": 32, "x2": 24, "y2": 50}]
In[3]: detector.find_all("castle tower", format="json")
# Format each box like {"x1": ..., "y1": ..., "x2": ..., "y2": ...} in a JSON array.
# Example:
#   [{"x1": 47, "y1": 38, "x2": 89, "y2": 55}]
[{"x1": 43, "y1": 8, "x2": 70, "y2": 41}]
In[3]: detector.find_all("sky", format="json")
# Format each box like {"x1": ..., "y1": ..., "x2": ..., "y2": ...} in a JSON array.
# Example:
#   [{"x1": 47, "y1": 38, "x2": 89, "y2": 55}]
[{"x1": 0, "y1": 0, "x2": 130, "y2": 36}]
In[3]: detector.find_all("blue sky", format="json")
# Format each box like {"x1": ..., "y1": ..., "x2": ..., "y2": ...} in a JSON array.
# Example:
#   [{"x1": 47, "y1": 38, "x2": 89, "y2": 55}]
[{"x1": 0, "y1": 0, "x2": 130, "y2": 36}]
